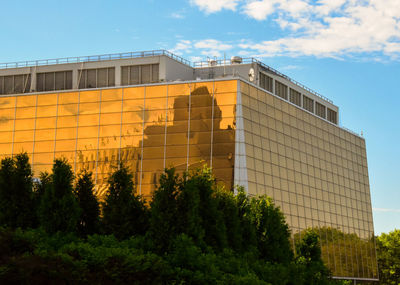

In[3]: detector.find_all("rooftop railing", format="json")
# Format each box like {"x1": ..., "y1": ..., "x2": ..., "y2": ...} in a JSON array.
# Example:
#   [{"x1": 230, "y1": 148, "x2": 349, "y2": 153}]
[
  {"x1": 1, "y1": 49, "x2": 332, "y2": 104},
  {"x1": 193, "y1": 58, "x2": 333, "y2": 104},
  {"x1": 0, "y1": 50, "x2": 191, "y2": 69}
]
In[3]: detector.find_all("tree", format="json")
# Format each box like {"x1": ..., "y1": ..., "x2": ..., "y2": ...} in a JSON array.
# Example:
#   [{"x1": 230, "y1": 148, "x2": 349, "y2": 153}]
[
  {"x1": 102, "y1": 164, "x2": 148, "y2": 239},
  {"x1": 0, "y1": 153, "x2": 35, "y2": 229},
  {"x1": 295, "y1": 229, "x2": 331, "y2": 285},
  {"x1": 38, "y1": 158, "x2": 80, "y2": 234},
  {"x1": 149, "y1": 168, "x2": 181, "y2": 253},
  {"x1": 376, "y1": 229, "x2": 400, "y2": 285},
  {"x1": 249, "y1": 196, "x2": 293, "y2": 263},
  {"x1": 74, "y1": 170, "x2": 100, "y2": 237}
]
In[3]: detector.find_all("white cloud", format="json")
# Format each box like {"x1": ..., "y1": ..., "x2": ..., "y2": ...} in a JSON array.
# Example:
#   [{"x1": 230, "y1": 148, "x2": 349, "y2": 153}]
[
  {"x1": 171, "y1": 40, "x2": 192, "y2": 55},
  {"x1": 190, "y1": 0, "x2": 400, "y2": 59},
  {"x1": 373, "y1": 208, "x2": 400, "y2": 213},
  {"x1": 190, "y1": 0, "x2": 240, "y2": 13},
  {"x1": 194, "y1": 39, "x2": 233, "y2": 57},
  {"x1": 170, "y1": 11, "x2": 185, "y2": 19}
]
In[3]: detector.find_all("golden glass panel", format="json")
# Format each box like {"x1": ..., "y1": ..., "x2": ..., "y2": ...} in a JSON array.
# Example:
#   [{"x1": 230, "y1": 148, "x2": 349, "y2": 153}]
[
  {"x1": 145, "y1": 85, "x2": 167, "y2": 99},
  {"x1": 0, "y1": 97, "x2": 16, "y2": 109},
  {"x1": 215, "y1": 80, "x2": 237, "y2": 94},
  {"x1": 58, "y1": 92, "x2": 79, "y2": 104},
  {"x1": 34, "y1": 140, "x2": 54, "y2": 153},
  {"x1": 120, "y1": 135, "x2": 142, "y2": 148},
  {"x1": 0, "y1": 117, "x2": 14, "y2": 132},
  {"x1": 189, "y1": 143, "x2": 211, "y2": 158},
  {"x1": 123, "y1": 87, "x2": 145, "y2": 100},
  {"x1": 14, "y1": 130, "x2": 34, "y2": 142},
  {"x1": 16, "y1": 95, "x2": 36, "y2": 107},
  {"x1": 13, "y1": 142, "x2": 33, "y2": 154},
  {"x1": 56, "y1": 128, "x2": 76, "y2": 141},
  {"x1": 79, "y1": 90, "x2": 100, "y2": 103},
  {"x1": 99, "y1": 124, "x2": 120, "y2": 137},
  {"x1": 16, "y1": 106, "x2": 36, "y2": 119},
  {"x1": 0, "y1": 143, "x2": 12, "y2": 155},
  {"x1": 121, "y1": 123, "x2": 143, "y2": 137},
  {"x1": 122, "y1": 111, "x2": 144, "y2": 126},
  {"x1": 165, "y1": 132, "x2": 187, "y2": 146},
  {"x1": 58, "y1": 104, "x2": 79, "y2": 116},
  {"x1": 37, "y1": 93, "x2": 57, "y2": 106},
  {"x1": 144, "y1": 110, "x2": 166, "y2": 125},
  {"x1": 143, "y1": 133, "x2": 165, "y2": 147},
  {"x1": 100, "y1": 100, "x2": 122, "y2": 113},
  {"x1": 101, "y1": 88, "x2": 123, "y2": 101},
  {"x1": 35, "y1": 129, "x2": 55, "y2": 141},
  {"x1": 142, "y1": 158, "x2": 164, "y2": 172},
  {"x1": 213, "y1": 92, "x2": 236, "y2": 106},
  {"x1": 14, "y1": 118, "x2": 35, "y2": 131},
  {"x1": 78, "y1": 114, "x2": 99, "y2": 127},
  {"x1": 76, "y1": 138, "x2": 98, "y2": 150},
  {"x1": 36, "y1": 117, "x2": 57, "y2": 130},
  {"x1": 57, "y1": 116, "x2": 78, "y2": 128},
  {"x1": 55, "y1": 139, "x2": 76, "y2": 152},
  {"x1": 166, "y1": 94, "x2": 189, "y2": 114},
  {"x1": 99, "y1": 113, "x2": 121, "y2": 126},
  {"x1": 168, "y1": 83, "x2": 191, "y2": 96},
  {"x1": 77, "y1": 126, "x2": 98, "y2": 139},
  {"x1": 98, "y1": 136, "x2": 120, "y2": 149},
  {"x1": 0, "y1": 131, "x2": 13, "y2": 143},
  {"x1": 36, "y1": 105, "x2": 57, "y2": 118},
  {"x1": 165, "y1": 157, "x2": 186, "y2": 170},
  {"x1": 33, "y1": 152, "x2": 53, "y2": 164},
  {"x1": 79, "y1": 102, "x2": 100, "y2": 115},
  {"x1": 122, "y1": 99, "x2": 144, "y2": 112},
  {"x1": 166, "y1": 144, "x2": 187, "y2": 158}
]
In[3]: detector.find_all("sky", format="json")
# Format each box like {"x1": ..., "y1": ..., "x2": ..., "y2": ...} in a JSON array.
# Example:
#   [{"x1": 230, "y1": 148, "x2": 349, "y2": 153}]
[{"x1": 1, "y1": 0, "x2": 399, "y2": 234}]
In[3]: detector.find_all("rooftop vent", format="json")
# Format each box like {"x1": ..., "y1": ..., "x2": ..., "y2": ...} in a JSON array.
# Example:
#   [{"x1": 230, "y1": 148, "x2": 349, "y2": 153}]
[
  {"x1": 231, "y1": 56, "x2": 242, "y2": 64},
  {"x1": 208, "y1": 60, "x2": 218, "y2": 66}
]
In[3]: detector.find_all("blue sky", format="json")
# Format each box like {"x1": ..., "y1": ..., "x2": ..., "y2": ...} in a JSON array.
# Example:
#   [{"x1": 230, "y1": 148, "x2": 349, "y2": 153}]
[{"x1": 1, "y1": 0, "x2": 399, "y2": 234}]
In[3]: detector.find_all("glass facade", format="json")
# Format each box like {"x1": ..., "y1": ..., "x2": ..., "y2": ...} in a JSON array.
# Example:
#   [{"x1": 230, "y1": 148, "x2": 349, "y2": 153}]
[
  {"x1": 0, "y1": 78, "x2": 376, "y2": 280},
  {"x1": 240, "y1": 81, "x2": 377, "y2": 279},
  {"x1": 0, "y1": 80, "x2": 236, "y2": 200}
]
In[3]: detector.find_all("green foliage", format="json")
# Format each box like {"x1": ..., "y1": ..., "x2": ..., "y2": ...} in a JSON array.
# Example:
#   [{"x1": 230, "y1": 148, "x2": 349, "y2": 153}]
[
  {"x1": 249, "y1": 195, "x2": 293, "y2": 263},
  {"x1": 0, "y1": 153, "x2": 35, "y2": 229},
  {"x1": 38, "y1": 158, "x2": 80, "y2": 234},
  {"x1": 295, "y1": 229, "x2": 331, "y2": 285},
  {"x1": 74, "y1": 170, "x2": 100, "y2": 237},
  {"x1": 148, "y1": 168, "x2": 181, "y2": 253},
  {"x1": 102, "y1": 164, "x2": 149, "y2": 239},
  {"x1": 376, "y1": 229, "x2": 400, "y2": 285}
]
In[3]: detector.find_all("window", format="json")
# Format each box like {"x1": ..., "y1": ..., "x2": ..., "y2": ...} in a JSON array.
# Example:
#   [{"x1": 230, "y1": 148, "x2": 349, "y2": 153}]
[
  {"x1": 275, "y1": 80, "x2": 288, "y2": 100},
  {"x1": 78, "y1": 67, "x2": 115, "y2": 89},
  {"x1": 303, "y1": 96, "x2": 314, "y2": 113},
  {"x1": 0, "y1": 74, "x2": 31, "y2": 95},
  {"x1": 289, "y1": 88, "x2": 301, "y2": 107},
  {"x1": 121, "y1": 64, "x2": 159, "y2": 85},
  {"x1": 327, "y1": 108, "x2": 337, "y2": 124},
  {"x1": 315, "y1": 102, "x2": 326, "y2": 119},
  {"x1": 259, "y1": 72, "x2": 273, "y2": 92},
  {"x1": 37, "y1": 71, "x2": 72, "y2": 92}
]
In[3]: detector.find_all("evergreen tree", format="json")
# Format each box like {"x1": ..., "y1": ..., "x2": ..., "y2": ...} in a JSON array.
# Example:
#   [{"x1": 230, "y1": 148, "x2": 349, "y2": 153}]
[
  {"x1": 0, "y1": 153, "x2": 35, "y2": 229},
  {"x1": 38, "y1": 158, "x2": 80, "y2": 233},
  {"x1": 102, "y1": 164, "x2": 148, "y2": 239},
  {"x1": 249, "y1": 196, "x2": 293, "y2": 263},
  {"x1": 74, "y1": 170, "x2": 100, "y2": 237},
  {"x1": 149, "y1": 168, "x2": 181, "y2": 253}
]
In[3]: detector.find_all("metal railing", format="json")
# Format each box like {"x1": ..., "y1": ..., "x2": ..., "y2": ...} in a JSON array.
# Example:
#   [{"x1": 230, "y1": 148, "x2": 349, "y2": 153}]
[
  {"x1": 0, "y1": 49, "x2": 191, "y2": 69},
  {"x1": 194, "y1": 58, "x2": 333, "y2": 104},
  {"x1": 1, "y1": 50, "x2": 332, "y2": 104}
]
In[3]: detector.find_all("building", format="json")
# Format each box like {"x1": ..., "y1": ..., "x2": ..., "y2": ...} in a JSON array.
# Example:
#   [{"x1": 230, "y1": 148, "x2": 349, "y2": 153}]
[{"x1": 0, "y1": 50, "x2": 377, "y2": 281}]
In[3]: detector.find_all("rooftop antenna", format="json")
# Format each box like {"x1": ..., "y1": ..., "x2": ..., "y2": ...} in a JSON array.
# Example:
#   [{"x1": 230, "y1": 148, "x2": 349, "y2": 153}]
[{"x1": 224, "y1": 52, "x2": 226, "y2": 77}]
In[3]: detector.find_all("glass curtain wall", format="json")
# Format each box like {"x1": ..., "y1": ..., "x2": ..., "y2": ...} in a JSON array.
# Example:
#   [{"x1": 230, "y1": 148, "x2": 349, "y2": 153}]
[{"x1": 0, "y1": 80, "x2": 237, "y2": 200}]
